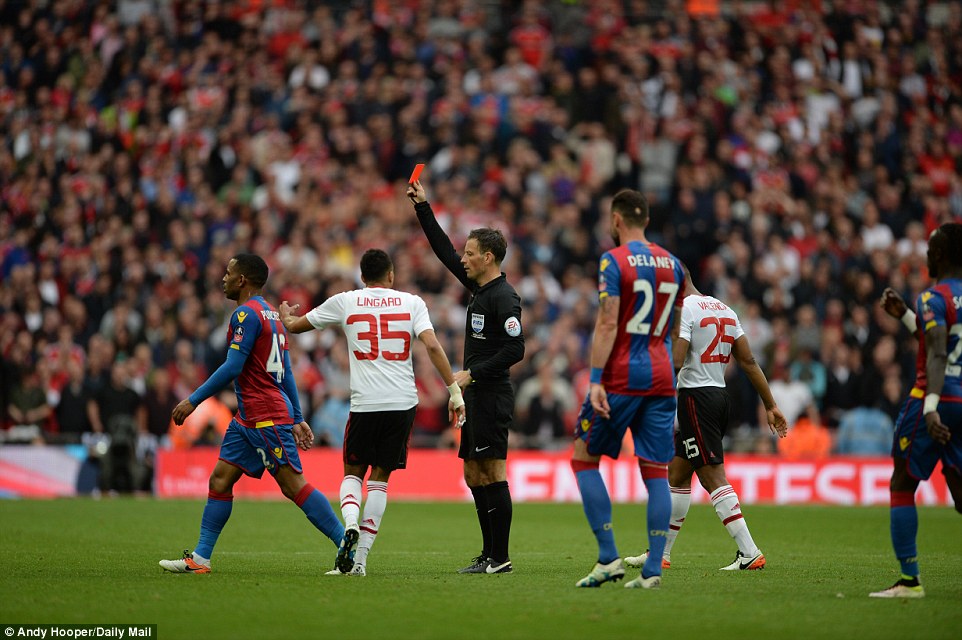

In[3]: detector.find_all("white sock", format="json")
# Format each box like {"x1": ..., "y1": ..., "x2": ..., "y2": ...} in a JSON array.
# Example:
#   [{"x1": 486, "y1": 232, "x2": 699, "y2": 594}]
[
  {"x1": 191, "y1": 552, "x2": 210, "y2": 566},
  {"x1": 355, "y1": 480, "x2": 388, "y2": 566},
  {"x1": 662, "y1": 486, "x2": 691, "y2": 561},
  {"x1": 710, "y1": 484, "x2": 758, "y2": 556},
  {"x1": 339, "y1": 475, "x2": 363, "y2": 528}
]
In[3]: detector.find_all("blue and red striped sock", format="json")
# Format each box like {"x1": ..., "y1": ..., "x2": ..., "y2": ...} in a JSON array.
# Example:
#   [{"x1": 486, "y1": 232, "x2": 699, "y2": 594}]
[
  {"x1": 890, "y1": 490, "x2": 919, "y2": 578},
  {"x1": 295, "y1": 483, "x2": 344, "y2": 547},
  {"x1": 642, "y1": 465, "x2": 670, "y2": 578},
  {"x1": 573, "y1": 460, "x2": 619, "y2": 564},
  {"x1": 195, "y1": 490, "x2": 233, "y2": 559}
]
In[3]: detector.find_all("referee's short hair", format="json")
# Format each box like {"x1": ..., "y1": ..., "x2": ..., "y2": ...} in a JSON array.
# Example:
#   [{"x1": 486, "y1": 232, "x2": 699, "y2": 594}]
[
  {"x1": 469, "y1": 228, "x2": 507, "y2": 264},
  {"x1": 360, "y1": 248, "x2": 393, "y2": 282}
]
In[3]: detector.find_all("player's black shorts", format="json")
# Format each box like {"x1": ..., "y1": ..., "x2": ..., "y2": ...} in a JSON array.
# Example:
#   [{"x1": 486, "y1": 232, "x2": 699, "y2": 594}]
[
  {"x1": 459, "y1": 383, "x2": 513, "y2": 460},
  {"x1": 343, "y1": 407, "x2": 417, "y2": 471},
  {"x1": 674, "y1": 387, "x2": 731, "y2": 469}
]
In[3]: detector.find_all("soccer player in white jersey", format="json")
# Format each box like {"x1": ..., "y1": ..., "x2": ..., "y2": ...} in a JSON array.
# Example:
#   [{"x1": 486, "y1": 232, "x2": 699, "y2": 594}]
[
  {"x1": 626, "y1": 267, "x2": 788, "y2": 571},
  {"x1": 280, "y1": 249, "x2": 466, "y2": 576}
]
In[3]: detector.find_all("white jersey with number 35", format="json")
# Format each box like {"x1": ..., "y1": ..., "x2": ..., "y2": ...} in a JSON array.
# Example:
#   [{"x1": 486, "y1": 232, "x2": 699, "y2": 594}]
[
  {"x1": 305, "y1": 287, "x2": 434, "y2": 412},
  {"x1": 677, "y1": 294, "x2": 745, "y2": 390}
]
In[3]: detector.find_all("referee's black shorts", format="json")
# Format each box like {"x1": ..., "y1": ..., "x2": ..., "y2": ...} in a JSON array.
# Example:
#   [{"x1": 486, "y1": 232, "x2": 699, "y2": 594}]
[
  {"x1": 459, "y1": 383, "x2": 513, "y2": 460},
  {"x1": 674, "y1": 387, "x2": 731, "y2": 469}
]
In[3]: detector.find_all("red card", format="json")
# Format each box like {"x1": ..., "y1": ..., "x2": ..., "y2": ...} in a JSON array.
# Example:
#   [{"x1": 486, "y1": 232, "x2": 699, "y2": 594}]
[{"x1": 408, "y1": 163, "x2": 425, "y2": 183}]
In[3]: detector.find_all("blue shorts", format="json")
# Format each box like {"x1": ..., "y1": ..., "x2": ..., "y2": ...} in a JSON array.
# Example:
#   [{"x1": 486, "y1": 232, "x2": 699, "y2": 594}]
[
  {"x1": 219, "y1": 419, "x2": 303, "y2": 479},
  {"x1": 892, "y1": 395, "x2": 962, "y2": 481},
  {"x1": 574, "y1": 393, "x2": 676, "y2": 463}
]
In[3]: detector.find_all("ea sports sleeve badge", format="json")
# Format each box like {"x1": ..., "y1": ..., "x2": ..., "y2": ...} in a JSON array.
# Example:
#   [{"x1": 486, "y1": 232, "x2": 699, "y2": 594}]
[{"x1": 504, "y1": 316, "x2": 522, "y2": 337}]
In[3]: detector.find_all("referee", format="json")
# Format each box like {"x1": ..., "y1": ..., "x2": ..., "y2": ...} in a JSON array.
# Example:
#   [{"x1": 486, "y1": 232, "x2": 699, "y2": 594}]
[{"x1": 408, "y1": 179, "x2": 525, "y2": 575}]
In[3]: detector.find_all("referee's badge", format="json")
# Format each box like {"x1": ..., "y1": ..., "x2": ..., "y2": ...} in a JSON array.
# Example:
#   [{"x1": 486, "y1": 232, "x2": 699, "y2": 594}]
[
  {"x1": 472, "y1": 313, "x2": 485, "y2": 333},
  {"x1": 504, "y1": 316, "x2": 521, "y2": 337}
]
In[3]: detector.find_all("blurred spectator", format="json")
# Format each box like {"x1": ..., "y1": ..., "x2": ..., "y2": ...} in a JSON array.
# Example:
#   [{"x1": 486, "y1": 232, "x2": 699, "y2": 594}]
[
  {"x1": 52, "y1": 359, "x2": 91, "y2": 443},
  {"x1": 5, "y1": 364, "x2": 50, "y2": 444},
  {"x1": 834, "y1": 407, "x2": 893, "y2": 457},
  {"x1": 777, "y1": 408, "x2": 833, "y2": 460},
  {"x1": 144, "y1": 368, "x2": 177, "y2": 443},
  {"x1": 789, "y1": 347, "x2": 827, "y2": 410},
  {"x1": 513, "y1": 357, "x2": 576, "y2": 450},
  {"x1": 86, "y1": 358, "x2": 146, "y2": 493}
]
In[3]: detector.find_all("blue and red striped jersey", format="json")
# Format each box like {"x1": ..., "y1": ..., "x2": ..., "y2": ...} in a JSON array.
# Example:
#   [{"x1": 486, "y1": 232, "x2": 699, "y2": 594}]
[
  {"x1": 597, "y1": 241, "x2": 685, "y2": 396},
  {"x1": 917, "y1": 278, "x2": 962, "y2": 402},
  {"x1": 227, "y1": 296, "x2": 296, "y2": 427}
]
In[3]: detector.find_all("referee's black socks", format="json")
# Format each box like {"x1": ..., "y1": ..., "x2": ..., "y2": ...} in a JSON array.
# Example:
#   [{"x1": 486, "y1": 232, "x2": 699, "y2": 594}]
[
  {"x1": 484, "y1": 480, "x2": 513, "y2": 563},
  {"x1": 470, "y1": 485, "x2": 492, "y2": 559}
]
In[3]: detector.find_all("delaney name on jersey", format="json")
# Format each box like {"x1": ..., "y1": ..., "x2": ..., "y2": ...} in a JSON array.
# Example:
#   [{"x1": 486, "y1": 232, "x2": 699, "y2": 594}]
[{"x1": 625, "y1": 254, "x2": 676, "y2": 269}]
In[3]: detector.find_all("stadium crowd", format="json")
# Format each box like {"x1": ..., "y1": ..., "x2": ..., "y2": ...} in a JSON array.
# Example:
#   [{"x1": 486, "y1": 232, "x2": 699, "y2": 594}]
[{"x1": 3, "y1": 0, "x2": 962, "y2": 491}]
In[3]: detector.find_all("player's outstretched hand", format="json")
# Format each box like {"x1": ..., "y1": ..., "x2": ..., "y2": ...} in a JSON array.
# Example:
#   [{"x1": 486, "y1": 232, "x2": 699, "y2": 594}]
[
  {"x1": 293, "y1": 421, "x2": 315, "y2": 450},
  {"x1": 767, "y1": 406, "x2": 788, "y2": 438},
  {"x1": 172, "y1": 398, "x2": 196, "y2": 426},
  {"x1": 406, "y1": 180, "x2": 426, "y2": 204},
  {"x1": 880, "y1": 287, "x2": 907, "y2": 320},
  {"x1": 279, "y1": 300, "x2": 299, "y2": 326},
  {"x1": 589, "y1": 383, "x2": 610, "y2": 420}
]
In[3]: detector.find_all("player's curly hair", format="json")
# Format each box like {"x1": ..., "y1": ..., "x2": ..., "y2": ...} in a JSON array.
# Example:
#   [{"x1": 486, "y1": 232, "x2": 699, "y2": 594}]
[
  {"x1": 935, "y1": 222, "x2": 962, "y2": 267},
  {"x1": 468, "y1": 228, "x2": 507, "y2": 264},
  {"x1": 232, "y1": 253, "x2": 269, "y2": 288},
  {"x1": 360, "y1": 248, "x2": 393, "y2": 283},
  {"x1": 611, "y1": 189, "x2": 650, "y2": 227}
]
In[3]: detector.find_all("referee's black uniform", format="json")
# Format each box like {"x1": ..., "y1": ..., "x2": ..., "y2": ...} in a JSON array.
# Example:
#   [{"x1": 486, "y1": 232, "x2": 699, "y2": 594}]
[{"x1": 414, "y1": 201, "x2": 525, "y2": 461}]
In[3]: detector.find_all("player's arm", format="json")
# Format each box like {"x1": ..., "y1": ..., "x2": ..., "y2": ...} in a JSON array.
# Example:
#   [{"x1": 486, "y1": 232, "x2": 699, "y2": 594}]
[
  {"x1": 279, "y1": 301, "x2": 315, "y2": 334},
  {"x1": 672, "y1": 303, "x2": 691, "y2": 371},
  {"x1": 880, "y1": 287, "x2": 918, "y2": 336},
  {"x1": 672, "y1": 336, "x2": 690, "y2": 371},
  {"x1": 418, "y1": 328, "x2": 466, "y2": 425},
  {"x1": 280, "y1": 347, "x2": 304, "y2": 424},
  {"x1": 278, "y1": 345, "x2": 313, "y2": 449},
  {"x1": 588, "y1": 293, "x2": 619, "y2": 419},
  {"x1": 407, "y1": 182, "x2": 473, "y2": 290},
  {"x1": 172, "y1": 347, "x2": 247, "y2": 425},
  {"x1": 732, "y1": 335, "x2": 788, "y2": 437},
  {"x1": 923, "y1": 321, "x2": 950, "y2": 444}
]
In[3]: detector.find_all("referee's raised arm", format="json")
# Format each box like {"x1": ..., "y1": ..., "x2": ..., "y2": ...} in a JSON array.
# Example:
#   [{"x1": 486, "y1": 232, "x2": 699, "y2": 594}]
[{"x1": 407, "y1": 180, "x2": 473, "y2": 290}]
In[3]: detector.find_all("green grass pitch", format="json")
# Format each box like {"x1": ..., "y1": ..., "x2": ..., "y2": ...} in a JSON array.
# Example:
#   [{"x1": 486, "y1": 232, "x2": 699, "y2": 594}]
[{"x1": 1, "y1": 499, "x2": 959, "y2": 639}]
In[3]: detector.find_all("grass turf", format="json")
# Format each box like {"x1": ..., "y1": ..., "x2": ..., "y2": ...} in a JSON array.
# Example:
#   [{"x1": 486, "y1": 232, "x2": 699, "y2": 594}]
[{"x1": 0, "y1": 499, "x2": 959, "y2": 639}]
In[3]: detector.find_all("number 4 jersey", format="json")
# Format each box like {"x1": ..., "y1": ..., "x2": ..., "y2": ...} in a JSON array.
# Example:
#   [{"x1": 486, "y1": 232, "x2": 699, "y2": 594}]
[
  {"x1": 305, "y1": 287, "x2": 434, "y2": 412},
  {"x1": 598, "y1": 241, "x2": 685, "y2": 396},
  {"x1": 676, "y1": 294, "x2": 744, "y2": 390},
  {"x1": 227, "y1": 296, "x2": 300, "y2": 427}
]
